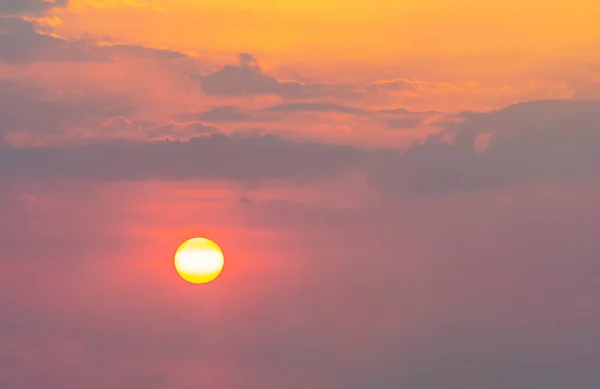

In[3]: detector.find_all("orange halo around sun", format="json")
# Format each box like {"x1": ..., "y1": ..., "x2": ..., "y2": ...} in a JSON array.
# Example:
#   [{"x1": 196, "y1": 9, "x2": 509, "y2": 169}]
[{"x1": 174, "y1": 237, "x2": 224, "y2": 284}]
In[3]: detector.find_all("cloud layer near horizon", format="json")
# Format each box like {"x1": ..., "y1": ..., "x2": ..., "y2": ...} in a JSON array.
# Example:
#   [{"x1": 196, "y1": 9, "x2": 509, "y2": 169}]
[{"x1": 3, "y1": 99, "x2": 600, "y2": 196}]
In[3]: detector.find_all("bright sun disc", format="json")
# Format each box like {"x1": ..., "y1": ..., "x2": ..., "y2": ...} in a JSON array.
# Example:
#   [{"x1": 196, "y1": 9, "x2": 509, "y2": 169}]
[{"x1": 174, "y1": 238, "x2": 224, "y2": 284}]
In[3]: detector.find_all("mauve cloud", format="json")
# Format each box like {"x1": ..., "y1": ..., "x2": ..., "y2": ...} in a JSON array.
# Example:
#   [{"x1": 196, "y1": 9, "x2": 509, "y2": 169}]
[
  {"x1": 0, "y1": 18, "x2": 190, "y2": 64},
  {"x1": 0, "y1": 133, "x2": 367, "y2": 182},
  {"x1": 370, "y1": 99, "x2": 600, "y2": 195},
  {"x1": 196, "y1": 53, "x2": 351, "y2": 99},
  {"x1": 264, "y1": 101, "x2": 366, "y2": 115},
  {"x1": 197, "y1": 53, "x2": 289, "y2": 96},
  {"x1": 195, "y1": 105, "x2": 251, "y2": 122},
  {"x1": 0, "y1": 18, "x2": 108, "y2": 63},
  {"x1": 177, "y1": 106, "x2": 269, "y2": 124},
  {"x1": 175, "y1": 103, "x2": 435, "y2": 130},
  {"x1": 148, "y1": 121, "x2": 220, "y2": 139},
  {"x1": 0, "y1": 79, "x2": 132, "y2": 141},
  {"x1": 367, "y1": 77, "x2": 461, "y2": 93},
  {"x1": 0, "y1": 0, "x2": 69, "y2": 15},
  {"x1": 4, "y1": 98, "x2": 600, "y2": 195}
]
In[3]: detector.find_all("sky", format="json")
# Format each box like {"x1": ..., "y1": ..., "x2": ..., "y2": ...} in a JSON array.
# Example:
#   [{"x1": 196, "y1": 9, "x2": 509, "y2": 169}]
[{"x1": 1, "y1": 0, "x2": 600, "y2": 388}]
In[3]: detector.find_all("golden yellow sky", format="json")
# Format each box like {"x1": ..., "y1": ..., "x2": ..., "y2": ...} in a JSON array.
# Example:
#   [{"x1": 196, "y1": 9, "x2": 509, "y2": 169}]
[{"x1": 56, "y1": 0, "x2": 600, "y2": 66}]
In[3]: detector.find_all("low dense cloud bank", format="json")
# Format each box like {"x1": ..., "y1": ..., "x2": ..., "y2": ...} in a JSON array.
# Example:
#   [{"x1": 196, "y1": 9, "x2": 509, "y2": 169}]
[
  {"x1": 0, "y1": 133, "x2": 367, "y2": 183},
  {"x1": 3, "y1": 99, "x2": 600, "y2": 196}
]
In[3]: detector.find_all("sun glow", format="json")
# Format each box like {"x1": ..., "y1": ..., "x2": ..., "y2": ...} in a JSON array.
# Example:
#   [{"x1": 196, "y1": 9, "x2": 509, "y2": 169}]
[{"x1": 174, "y1": 238, "x2": 224, "y2": 284}]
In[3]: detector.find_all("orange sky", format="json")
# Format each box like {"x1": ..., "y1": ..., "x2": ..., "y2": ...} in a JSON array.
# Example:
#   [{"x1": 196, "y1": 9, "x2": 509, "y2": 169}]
[
  {"x1": 17, "y1": 0, "x2": 593, "y2": 132},
  {"x1": 54, "y1": 0, "x2": 600, "y2": 68},
  {"x1": 3, "y1": 3, "x2": 589, "y2": 149}
]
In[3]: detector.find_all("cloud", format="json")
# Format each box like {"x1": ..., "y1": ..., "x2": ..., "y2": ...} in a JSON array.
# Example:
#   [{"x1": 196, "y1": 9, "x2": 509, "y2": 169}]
[
  {"x1": 178, "y1": 105, "x2": 294, "y2": 124},
  {"x1": 0, "y1": 79, "x2": 132, "y2": 142},
  {"x1": 196, "y1": 53, "x2": 351, "y2": 99},
  {"x1": 370, "y1": 99, "x2": 600, "y2": 196},
  {"x1": 264, "y1": 102, "x2": 366, "y2": 115},
  {"x1": 446, "y1": 98, "x2": 600, "y2": 137},
  {"x1": 193, "y1": 102, "x2": 413, "y2": 123},
  {"x1": 0, "y1": 0, "x2": 69, "y2": 16},
  {"x1": 379, "y1": 108, "x2": 441, "y2": 130},
  {"x1": 0, "y1": 18, "x2": 108, "y2": 63},
  {"x1": 0, "y1": 18, "x2": 190, "y2": 64},
  {"x1": 174, "y1": 103, "x2": 434, "y2": 132},
  {"x1": 98, "y1": 43, "x2": 186, "y2": 60},
  {"x1": 196, "y1": 53, "x2": 284, "y2": 96},
  {"x1": 97, "y1": 116, "x2": 140, "y2": 136},
  {"x1": 188, "y1": 106, "x2": 252, "y2": 123},
  {"x1": 367, "y1": 77, "x2": 461, "y2": 93},
  {"x1": 148, "y1": 121, "x2": 220, "y2": 139},
  {"x1": 4, "y1": 84, "x2": 599, "y2": 196},
  {"x1": 387, "y1": 116, "x2": 429, "y2": 129},
  {"x1": 237, "y1": 52, "x2": 258, "y2": 68},
  {"x1": 378, "y1": 108, "x2": 439, "y2": 116},
  {"x1": 0, "y1": 132, "x2": 367, "y2": 183}
]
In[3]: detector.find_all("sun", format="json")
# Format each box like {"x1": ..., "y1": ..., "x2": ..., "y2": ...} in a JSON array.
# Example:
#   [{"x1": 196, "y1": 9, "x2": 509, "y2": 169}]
[{"x1": 174, "y1": 237, "x2": 224, "y2": 284}]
